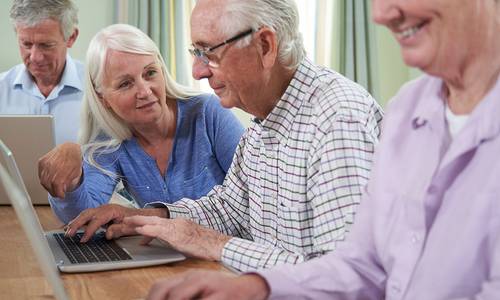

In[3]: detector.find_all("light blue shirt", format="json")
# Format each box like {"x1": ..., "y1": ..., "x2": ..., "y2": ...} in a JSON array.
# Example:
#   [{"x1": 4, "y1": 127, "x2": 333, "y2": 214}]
[
  {"x1": 50, "y1": 94, "x2": 245, "y2": 224},
  {"x1": 259, "y1": 74, "x2": 500, "y2": 299},
  {"x1": 0, "y1": 54, "x2": 84, "y2": 144}
]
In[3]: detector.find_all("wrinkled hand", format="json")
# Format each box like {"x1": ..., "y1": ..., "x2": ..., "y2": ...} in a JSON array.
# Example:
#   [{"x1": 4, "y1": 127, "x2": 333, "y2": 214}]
[
  {"x1": 123, "y1": 216, "x2": 231, "y2": 261},
  {"x1": 65, "y1": 204, "x2": 167, "y2": 243},
  {"x1": 146, "y1": 271, "x2": 270, "y2": 300},
  {"x1": 38, "y1": 142, "x2": 82, "y2": 198}
]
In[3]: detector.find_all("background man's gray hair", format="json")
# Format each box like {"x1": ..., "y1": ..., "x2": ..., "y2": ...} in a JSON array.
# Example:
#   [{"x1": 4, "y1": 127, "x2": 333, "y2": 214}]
[
  {"x1": 219, "y1": 0, "x2": 306, "y2": 70},
  {"x1": 10, "y1": 0, "x2": 78, "y2": 41}
]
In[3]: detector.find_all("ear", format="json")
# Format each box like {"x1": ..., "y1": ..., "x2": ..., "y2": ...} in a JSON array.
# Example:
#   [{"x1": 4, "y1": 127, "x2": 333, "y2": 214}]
[
  {"x1": 256, "y1": 27, "x2": 278, "y2": 69},
  {"x1": 66, "y1": 28, "x2": 79, "y2": 48}
]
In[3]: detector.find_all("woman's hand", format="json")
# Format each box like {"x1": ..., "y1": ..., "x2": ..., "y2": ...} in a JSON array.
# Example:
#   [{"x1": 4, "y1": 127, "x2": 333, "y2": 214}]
[{"x1": 38, "y1": 142, "x2": 83, "y2": 198}]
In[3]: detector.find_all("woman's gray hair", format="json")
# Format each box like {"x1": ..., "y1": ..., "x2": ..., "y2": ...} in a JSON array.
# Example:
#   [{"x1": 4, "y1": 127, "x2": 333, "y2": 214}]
[
  {"x1": 80, "y1": 24, "x2": 199, "y2": 176},
  {"x1": 9, "y1": 0, "x2": 78, "y2": 41},
  {"x1": 218, "y1": 0, "x2": 305, "y2": 70}
]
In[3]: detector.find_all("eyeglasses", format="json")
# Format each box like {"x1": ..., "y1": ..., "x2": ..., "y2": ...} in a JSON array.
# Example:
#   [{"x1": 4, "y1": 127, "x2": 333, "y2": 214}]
[{"x1": 189, "y1": 28, "x2": 254, "y2": 68}]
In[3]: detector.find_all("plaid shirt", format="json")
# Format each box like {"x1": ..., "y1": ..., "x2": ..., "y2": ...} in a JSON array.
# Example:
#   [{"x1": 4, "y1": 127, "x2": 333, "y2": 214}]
[{"x1": 161, "y1": 58, "x2": 383, "y2": 272}]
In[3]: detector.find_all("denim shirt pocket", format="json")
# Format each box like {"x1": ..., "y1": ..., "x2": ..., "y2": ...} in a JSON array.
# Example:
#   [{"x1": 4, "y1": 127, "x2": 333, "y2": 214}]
[
  {"x1": 180, "y1": 166, "x2": 214, "y2": 199},
  {"x1": 126, "y1": 184, "x2": 153, "y2": 206}
]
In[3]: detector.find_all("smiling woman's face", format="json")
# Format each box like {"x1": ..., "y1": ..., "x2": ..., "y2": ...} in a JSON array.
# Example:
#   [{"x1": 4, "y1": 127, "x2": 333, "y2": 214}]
[
  {"x1": 99, "y1": 50, "x2": 168, "y2": 128},
  {"x1": 371, "y1": 0, "x2": 496, "y2": 76}
]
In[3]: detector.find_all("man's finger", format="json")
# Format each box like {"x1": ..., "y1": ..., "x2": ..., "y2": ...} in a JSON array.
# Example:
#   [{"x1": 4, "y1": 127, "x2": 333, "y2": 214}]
[
  {"x1": 123, "y1": 215, "x2": 163, "y2": 227},
  {"x1": 139, "y1": 235, "x2": 155, "y2": 246},
  {"x1": 135, "y1": 224, "x2": 165, "y2": 238},
  {"x1": 81, "y1": 215, "x2": 113, "y2": 242},
  {"x1": 66, "y1": 211, "x2": 95, "y2": 236},
  {"x1": 106, "y1": 223, "x2": 137, "y2": 239}
]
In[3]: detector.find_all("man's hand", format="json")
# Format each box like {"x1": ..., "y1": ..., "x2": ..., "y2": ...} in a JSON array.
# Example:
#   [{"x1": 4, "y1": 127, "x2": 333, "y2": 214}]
[
  {"x1": 146, "y1": 271, "x2": 270, "y2": 300},
  {"x1": 38, "y1": 142, "x2": 82, "y2": 198},
  {"x1": 65, "y1": 204, "x2": 167, "y2": 243},
  {"x1": 123, "y1": 216, "x2": 231, "y2": 261}
]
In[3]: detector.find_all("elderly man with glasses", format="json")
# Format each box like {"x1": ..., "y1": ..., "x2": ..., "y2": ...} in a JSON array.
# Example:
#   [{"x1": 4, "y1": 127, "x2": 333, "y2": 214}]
[{"x1": 66, "y1": 0, "x2": 384, "y2": 273}]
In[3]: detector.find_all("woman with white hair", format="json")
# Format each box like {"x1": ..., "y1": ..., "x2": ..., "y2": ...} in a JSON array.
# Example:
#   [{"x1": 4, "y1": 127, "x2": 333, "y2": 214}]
[
  {"x1": 49, "y1": 24, "x2": 244, "y2": 224},
  {"x1": 142, "y1": 0, "x2": 500, "y2": 299}
]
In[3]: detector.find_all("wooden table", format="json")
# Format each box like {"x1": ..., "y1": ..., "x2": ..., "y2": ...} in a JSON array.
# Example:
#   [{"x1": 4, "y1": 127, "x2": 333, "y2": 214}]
[{"x1": 0, "y1": 206, "x2": 229, "y2": 299}]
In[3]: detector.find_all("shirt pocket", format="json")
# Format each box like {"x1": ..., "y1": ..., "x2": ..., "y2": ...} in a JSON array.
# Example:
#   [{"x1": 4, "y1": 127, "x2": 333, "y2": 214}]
[
  {"x1": 180, "y1": 166, "x2": 214, "y2": 199},
  {"x1": 126, "y1": 184, "x2": 153, "y2": 206},
  {"x1": 276, "y1": 202, "x2": 311, "y2": 253},
  {"x1": 182, "y1": 166, "x2": 210, "y2": 198}
]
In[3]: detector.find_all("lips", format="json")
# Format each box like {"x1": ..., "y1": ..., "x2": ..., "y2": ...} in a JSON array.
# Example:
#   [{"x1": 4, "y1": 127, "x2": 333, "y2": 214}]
[
  {"x1": 395, "y1": 21, "x2": 428, "y2": 41},
  {"x1": 136, "y1": 100, "x2": 157, "y2": 109},
  {"x1": 213, "y1": 86, "x2": 225, "y2": 94},
  {"x1": 29, "y1": 64, "x2": 48, "y2": 71},
  {"x1": 210, "y1": 82, "x2": 226, "y2": 95}
]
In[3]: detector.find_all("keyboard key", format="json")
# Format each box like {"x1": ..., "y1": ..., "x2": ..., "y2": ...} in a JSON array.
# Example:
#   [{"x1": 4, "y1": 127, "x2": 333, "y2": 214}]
[{"x1": 54, "y1": 232, "x2": 132, "y2": 264}]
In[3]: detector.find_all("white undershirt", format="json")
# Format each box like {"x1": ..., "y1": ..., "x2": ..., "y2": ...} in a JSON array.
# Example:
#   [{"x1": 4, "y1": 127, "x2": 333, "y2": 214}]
[{"x1": 445, "y1": 104, "x2": 470, "y2": 139}]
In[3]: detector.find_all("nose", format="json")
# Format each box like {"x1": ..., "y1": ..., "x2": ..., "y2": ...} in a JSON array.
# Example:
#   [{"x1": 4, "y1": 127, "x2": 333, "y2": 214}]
[
  {"x1": 29, "y1": 46, "x2": 44, "y2": 63},
  {"x1": 371, "y1": 0, "x2": 401, "y2": 26},
  {"x1": 192, "y1": 57, "x2": 212, "y2": 80},
  {"x1": 136, "y1": 79, "x2": 152, "y2": 99}
]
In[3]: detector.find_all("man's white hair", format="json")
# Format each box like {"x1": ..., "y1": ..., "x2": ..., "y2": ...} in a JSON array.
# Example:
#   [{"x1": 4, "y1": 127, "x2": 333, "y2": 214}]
[
  {"x1": 217, "y1": 0, "x2": 305, "y2": 70},
  {"x1": 10, "y1": 0, "x2": 78, "y2": 41}
]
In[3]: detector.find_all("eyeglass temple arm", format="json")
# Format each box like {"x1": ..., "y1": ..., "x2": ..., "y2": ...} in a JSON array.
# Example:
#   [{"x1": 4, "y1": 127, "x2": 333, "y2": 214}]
[{"x1": 209, "y1": 28, "x2": 255, "y2": 51}]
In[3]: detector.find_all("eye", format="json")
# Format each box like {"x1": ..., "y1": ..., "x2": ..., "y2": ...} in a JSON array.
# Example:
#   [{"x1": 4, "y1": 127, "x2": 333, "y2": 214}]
[
  {"x1": 205, "y1": 52, "x2": 218, "y2": 62},
  {"x1": 39, "y1": 43, "x2": 55, "y2": 50},
  {"x1": 145, "y1": 69, "x2": 158, "y2": 78},
  {"x1": 21, "y1": 42, "x2": 33, "y2": 49},
  {"x1": 118, "y1": 80, "x2": 132, "y2": 89}
]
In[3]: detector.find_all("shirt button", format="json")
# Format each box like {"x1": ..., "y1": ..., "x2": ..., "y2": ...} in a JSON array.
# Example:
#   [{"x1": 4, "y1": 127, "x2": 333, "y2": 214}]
[
  {"x1": 391, "y1": 284, "x2": 401, "y2": 294},
  {"x1": 411, "y1": 234, "x2": 420, "y2": 244}
]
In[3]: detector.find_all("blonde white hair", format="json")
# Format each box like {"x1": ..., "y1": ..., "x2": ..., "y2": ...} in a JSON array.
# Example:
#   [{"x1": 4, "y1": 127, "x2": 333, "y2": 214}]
[{"x1": 80, "y1": 24, "x2": 199, "y2": 176}]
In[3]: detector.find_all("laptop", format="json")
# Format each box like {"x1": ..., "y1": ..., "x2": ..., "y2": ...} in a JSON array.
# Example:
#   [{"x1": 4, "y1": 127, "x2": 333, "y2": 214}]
[
  {"x1": 0, "y1": 139, "x2": 185, "y2": 277},
  {"x1": 0, "y1": 115, "x2": 55, "y2": 204}
]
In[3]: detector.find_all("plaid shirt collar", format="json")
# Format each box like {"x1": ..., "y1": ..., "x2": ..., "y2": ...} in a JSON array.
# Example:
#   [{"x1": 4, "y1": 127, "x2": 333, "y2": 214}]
[{"x1": 257, "y1": 57, "x2": 316, "y2": 143}]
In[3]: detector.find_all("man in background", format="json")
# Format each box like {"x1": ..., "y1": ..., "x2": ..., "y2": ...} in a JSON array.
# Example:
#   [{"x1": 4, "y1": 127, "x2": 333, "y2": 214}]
[{"x1": 0, "y1": 0, "x2": 83, "y2": 145}]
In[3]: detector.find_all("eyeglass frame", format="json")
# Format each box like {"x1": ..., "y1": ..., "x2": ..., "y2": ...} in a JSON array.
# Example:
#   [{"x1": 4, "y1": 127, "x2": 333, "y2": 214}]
[{"x1": 189, "y1": 28, "x2": 255, "y2": 67}]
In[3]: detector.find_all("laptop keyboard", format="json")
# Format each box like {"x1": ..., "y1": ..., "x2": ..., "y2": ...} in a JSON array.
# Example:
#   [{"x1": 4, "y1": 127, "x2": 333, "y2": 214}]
[{"x1": 54, "y1": 232, "x2": 132, "y2": 264}]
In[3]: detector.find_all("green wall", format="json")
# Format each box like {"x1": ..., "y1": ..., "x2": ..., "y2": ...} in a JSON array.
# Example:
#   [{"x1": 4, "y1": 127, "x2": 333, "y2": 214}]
[{"x1": 374, "y1": 26, "x2": 422, "y2": 106}]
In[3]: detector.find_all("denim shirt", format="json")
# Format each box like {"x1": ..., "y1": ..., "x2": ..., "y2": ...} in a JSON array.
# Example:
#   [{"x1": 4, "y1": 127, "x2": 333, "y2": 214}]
[{"x1": 50, "y1": 94, "x2": 244, "y2": 223}]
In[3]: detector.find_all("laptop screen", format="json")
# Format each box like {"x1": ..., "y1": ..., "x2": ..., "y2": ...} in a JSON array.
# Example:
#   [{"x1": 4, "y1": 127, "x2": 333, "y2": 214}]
[
  {"x1": 0, "y1": 115, "x2": 55, "y2": 205},
  {"x1": 0, "y1": 142, "x2": 69, "y2": 300}
]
